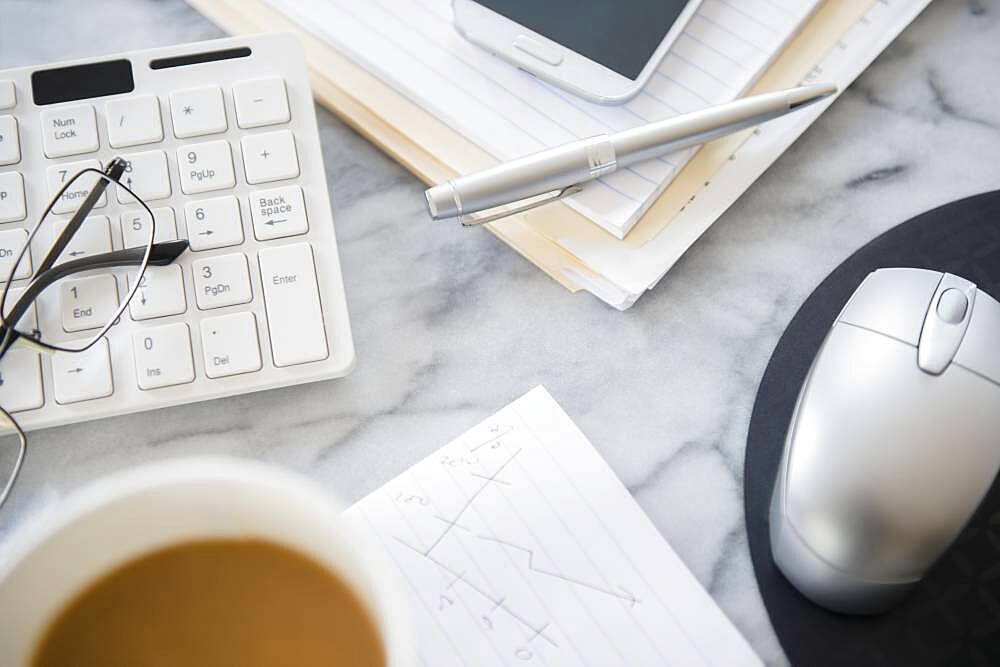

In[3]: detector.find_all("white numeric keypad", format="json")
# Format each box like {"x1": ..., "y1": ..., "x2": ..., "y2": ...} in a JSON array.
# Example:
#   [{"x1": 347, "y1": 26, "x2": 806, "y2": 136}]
[{"x1": 0, "y1": 35, "x2": 354, "y2": 432}]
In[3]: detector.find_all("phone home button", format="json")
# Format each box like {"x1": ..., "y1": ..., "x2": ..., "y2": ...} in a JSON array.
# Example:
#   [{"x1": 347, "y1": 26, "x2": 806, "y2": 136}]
[{"x1": 512, "y1": 35, "x2": 563, "y2": 66}]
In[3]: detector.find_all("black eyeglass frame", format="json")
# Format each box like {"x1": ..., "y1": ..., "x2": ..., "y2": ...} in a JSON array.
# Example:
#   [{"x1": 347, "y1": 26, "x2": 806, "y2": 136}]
[
  {"x1": 0, "y1": 158, "x2": 187, "y2": 357},
  {"x1": 0, "y1": 157, "x2": 189, "y2": 509}
]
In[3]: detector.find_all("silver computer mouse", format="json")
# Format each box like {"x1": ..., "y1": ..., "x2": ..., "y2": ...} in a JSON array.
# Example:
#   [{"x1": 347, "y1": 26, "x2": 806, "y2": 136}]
[{"x1": 770, "y1": 268, "x2": 1000, "y2": 614}]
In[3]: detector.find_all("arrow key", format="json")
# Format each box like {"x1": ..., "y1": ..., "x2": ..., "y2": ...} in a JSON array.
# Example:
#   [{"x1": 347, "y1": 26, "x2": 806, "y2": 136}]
[
  {"x1": 118, "y1": 150, "x2": 171, "y2": 202},
  {"x1": 128, "y1": 264, "x2": 186, "y2": 321},
  {"x1": 184, "y1": 195, "x2": 243, "y2": 251},
  {"x1": 249, "y1": 184, "x2": 308, "y2": 241},
  {"x1": 52, "y1": 337, "x2": 113, "y2": 404},
  {"x1": 54, "y1": 215, "x2": 111, "y2": 259}
]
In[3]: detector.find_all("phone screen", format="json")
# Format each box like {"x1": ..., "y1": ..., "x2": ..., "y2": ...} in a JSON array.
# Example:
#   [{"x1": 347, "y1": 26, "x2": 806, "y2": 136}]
[{"x1": 473, "y1": 0, "x2": 691, "y2": 80}]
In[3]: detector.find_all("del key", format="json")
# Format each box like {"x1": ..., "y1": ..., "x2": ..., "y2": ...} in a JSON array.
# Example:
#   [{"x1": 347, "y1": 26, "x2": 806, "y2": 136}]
[{"x1": 258, "y1": 242, "x2": 328, "y2": 366}]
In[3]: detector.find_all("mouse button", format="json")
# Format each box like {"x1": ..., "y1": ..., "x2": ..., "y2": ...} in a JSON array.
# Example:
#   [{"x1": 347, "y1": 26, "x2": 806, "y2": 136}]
[
  {"x1": 954, "y1": 289, "x2": 1000, "y2": 383},
  {"x1": 918, "y1": 275, "x2": 977, "y2": 375},
  {"x1": 936, "y1": 289, "x2": 968, "y2": 323},
  {"x1": 838, "y1": 269, "x2": 942, "y2": 345}
]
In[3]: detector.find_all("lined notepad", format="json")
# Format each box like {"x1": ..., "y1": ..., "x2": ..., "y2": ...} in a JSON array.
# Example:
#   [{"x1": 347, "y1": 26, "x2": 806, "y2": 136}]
[
  {"x1": 265, "y1": 0, "x2": 820, "y2": 238},
  {"x1": 344, "y1": 387, "x2": 761, "y2": 666}
]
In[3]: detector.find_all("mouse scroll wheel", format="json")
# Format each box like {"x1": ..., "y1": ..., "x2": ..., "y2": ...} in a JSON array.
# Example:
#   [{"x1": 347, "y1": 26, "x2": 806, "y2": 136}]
[
  {"x1": 936, "y1": 288, "x2": 969, "y2": 324},
  {"x1": 917, "y1": 275, "x2": 976, "y2": 375}
]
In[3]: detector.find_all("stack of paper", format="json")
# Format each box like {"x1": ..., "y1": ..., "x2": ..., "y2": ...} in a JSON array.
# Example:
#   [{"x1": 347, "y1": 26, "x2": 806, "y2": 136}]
[
  {"x1": 188, "y1": 0, "x2": 932, "y2": 309},
  {"x1": 269, "y1": 0, "x2": 820, "y2": 239}
]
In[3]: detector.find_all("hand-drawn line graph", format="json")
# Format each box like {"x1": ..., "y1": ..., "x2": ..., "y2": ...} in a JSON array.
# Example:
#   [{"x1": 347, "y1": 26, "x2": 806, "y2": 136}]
[
  {"x1": 420, "y1": 447, "x2": 522, "y2": 556},
  {"x1": 394, "y1": 537, "x2": 559, "y2": 649},
  {"x1": 393, "y1": 421, "x2": 642, "y2": 666},
  {"x1": 475, "y1": 535, "x2": 639, "y2": 607}
]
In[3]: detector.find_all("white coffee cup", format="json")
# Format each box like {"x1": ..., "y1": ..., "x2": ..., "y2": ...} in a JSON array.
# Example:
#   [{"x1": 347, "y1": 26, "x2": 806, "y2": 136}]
[{"x1": 0, "y1": 457, "x2": 414, "y2": 666}]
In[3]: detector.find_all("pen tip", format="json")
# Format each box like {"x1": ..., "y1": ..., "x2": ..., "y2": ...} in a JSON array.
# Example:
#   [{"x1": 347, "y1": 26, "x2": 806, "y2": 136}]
[{"x1": 788, "y1": 82, "x2": 838, "y2": 109}]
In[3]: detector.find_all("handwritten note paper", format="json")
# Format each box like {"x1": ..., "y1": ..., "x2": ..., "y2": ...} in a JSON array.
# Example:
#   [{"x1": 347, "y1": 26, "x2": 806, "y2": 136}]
[{"x1": 344, "y1": 387, "x2": 761, "y2": 666}]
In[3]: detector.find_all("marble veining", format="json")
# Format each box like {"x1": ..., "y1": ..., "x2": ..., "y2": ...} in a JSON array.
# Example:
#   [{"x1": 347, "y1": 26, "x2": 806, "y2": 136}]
[{"x1": 2, "y1": 1, "x2": 1000, "y2": 664}]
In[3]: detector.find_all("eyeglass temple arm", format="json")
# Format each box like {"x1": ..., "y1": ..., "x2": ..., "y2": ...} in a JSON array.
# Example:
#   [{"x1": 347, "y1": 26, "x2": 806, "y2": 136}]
[
  {"x1": 0, "y1": 239, "x2": 189, "y2": 356},
  {"x1": 36, "y1": 158, "x2": 128, "y2": 277}
]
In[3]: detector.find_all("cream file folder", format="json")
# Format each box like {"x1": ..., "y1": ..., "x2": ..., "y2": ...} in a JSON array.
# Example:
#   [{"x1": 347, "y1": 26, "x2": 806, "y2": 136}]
[{"x1": 186, "y1": 0, "x2": 931, "y2": 309}]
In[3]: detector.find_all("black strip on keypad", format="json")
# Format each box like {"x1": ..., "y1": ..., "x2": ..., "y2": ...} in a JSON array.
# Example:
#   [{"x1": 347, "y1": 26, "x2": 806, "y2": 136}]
[
  {"x1": 149, "y1": 47, "x2": 252, "y2": 70},
  {"x1": 32, "y1": 59, "x2": 135, "y2": 105}
]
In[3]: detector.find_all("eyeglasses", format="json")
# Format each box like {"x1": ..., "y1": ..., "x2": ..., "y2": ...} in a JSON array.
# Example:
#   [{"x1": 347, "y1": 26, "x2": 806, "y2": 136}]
[{"x1": 0, "y1": 157, "x2": 189, "y2": 509}]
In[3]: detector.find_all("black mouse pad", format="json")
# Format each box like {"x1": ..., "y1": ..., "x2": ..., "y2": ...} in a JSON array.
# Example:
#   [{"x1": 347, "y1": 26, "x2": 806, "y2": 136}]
[{"x1": 745, "y1": 189, "x2": 1000, "y2": 666}]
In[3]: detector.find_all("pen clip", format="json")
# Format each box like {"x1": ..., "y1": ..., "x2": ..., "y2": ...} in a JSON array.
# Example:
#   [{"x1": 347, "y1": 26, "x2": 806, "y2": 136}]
[{"x1": 459, "y1": 184, "x2": 583, "y2": 227}]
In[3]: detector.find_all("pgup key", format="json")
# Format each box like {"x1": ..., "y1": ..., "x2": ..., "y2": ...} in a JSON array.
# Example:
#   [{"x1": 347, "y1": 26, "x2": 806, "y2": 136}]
[{"x1": 176, "y1": 140, "x2": 235, "y2": 194}]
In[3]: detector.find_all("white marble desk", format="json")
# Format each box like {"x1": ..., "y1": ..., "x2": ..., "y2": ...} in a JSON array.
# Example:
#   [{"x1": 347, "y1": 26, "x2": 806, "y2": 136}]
[{"x1": 2, "y1": 1, "x2": 999, "y2": 663}]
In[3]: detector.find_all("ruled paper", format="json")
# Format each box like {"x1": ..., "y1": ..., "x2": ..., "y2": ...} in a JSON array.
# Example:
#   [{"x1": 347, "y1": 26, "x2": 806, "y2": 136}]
[
  {"x1": 265, "y1": 0, "x2": 820, "y2": 237},
  {"x1": 343, "y1": 387, "x2": 762, "y2": 666}
]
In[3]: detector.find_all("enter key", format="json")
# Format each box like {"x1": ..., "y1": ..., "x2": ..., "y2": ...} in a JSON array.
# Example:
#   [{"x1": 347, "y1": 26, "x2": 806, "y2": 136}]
[{"x1": 258, "y1": 242, "x2": 329, "y2": 367}]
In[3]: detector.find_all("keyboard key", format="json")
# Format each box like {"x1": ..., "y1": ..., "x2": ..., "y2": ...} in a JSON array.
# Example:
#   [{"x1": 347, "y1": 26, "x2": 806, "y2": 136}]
[
  {"x1": 249, "y1": 185, "x2": 308, "y2": 241},
  {"x1": 53, "y1": 215, "x2": 112, "y2": 259},
  {"x1": 177, "y1": 140, "x2": 235, "y2": 194},
  {"x1": 241, "y1": 130, "x2": 299, "y2": 184},
  {"x1": 234, "y1": 77, "x2": 290, "y2": 129},
  {"x1": 184, "y1": 195, "x2": 243, "y2": 250},
  {"x1": 47, "y1": 159, "x2": 105, "y2": 214},
  {"x1": 2, "y1": 285, "x2": 36, "y2": 331},
  {"x1": 52, "y1": 338, "x2": 113, "y2": 404},
  {"x1": 0, "y1": 171, "x2": 26, "y2": 223},
  {"x1": 120, "y1": 206, "x2": 177, "y2": 248},
  {"x1": 120, "y1": 149, "x2": 171, "y2": 201},
  {"x1": 106, "y1": 95, "x2": 163, "y2": 148},
  {"x1": 191, "y1": 252, "x2": 252, "y2": 309},
  {"x1": 128, "y1": 264, "x2": 187, "y2": 321},
  {"x1": 41, "y1": 104, "x2": 99, "y2": 158},
  {"x1": 0, "y1": 116, "x2": 19, "y2": 166},
  {"x1": 0, "y1": 228, "x2": 30, "y2": 279},
  {"x1": 170, "y1": 86, "x2": 227, "y2": 138},
  {"x1": 258, "y1": 242, "x2": 328, "y2": 366},
  {"x1": 0, "y1": 348, "x2": 42, "y2": 412},
  {"x1": 60, "y1": 274, "x2": 118, "y2": 333},
  {"x1": 133, "y1": 322, "x2": 195, "y2": 389},
  {"x1": 200, "y1": 311, "x2": 262, "y2": 378},
  {"x1": 0, "y1": 81, "x2": 15, "y2": 110},
  {"x1": 0, "y1": 287, "x2": 42, "y2": 412}
]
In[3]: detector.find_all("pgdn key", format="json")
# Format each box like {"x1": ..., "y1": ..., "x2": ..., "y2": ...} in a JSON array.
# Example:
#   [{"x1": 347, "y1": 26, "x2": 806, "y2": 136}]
[{"x1": 258, "y1": 242, "x2": 328, "y2": 366}]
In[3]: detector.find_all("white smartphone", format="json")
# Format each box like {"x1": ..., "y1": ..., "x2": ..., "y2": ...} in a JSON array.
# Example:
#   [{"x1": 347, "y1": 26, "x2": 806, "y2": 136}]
[{"x1": 452, "y1": 0, "x2": 703, "y2": 105}]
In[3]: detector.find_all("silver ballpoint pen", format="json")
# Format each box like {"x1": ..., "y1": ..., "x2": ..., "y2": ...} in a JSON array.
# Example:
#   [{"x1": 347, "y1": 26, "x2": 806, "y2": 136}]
[{"x1": 425, "y1": 82, "x2": 837, "y2": 225}]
